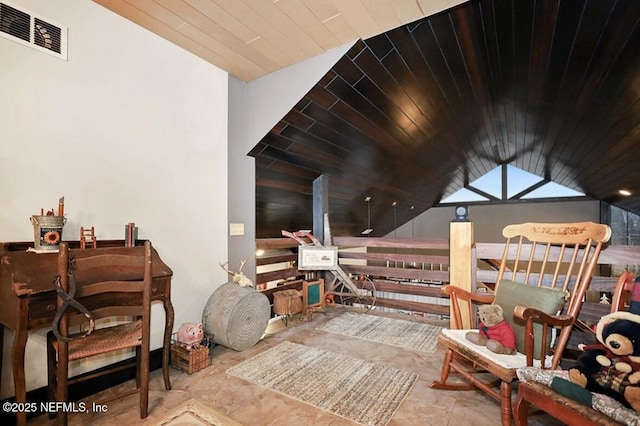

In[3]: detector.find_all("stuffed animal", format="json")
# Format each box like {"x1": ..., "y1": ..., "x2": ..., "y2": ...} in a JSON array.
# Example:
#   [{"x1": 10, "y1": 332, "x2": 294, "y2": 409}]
[
  {"x1": 568, "y1": 310, "x2": 640, "y2": 411},
  {"x1": 176, "y1": 322, "x2": 204, "y2": 350},
  {"x1": 465, "y1": 304, "x2": 517, "y2": 355}
]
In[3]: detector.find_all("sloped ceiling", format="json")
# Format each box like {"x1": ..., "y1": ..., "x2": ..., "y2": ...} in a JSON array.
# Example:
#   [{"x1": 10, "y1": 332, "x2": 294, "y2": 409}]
[
  {"x1": 96, "y1": 0, "x2": 640, "y2": 238},
  {"x1": 93, "y1": 0, "x2": 463, "y2": 81}
]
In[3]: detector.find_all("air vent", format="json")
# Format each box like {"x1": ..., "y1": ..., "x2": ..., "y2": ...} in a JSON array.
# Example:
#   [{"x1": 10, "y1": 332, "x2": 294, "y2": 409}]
[{"x1": 0, "y1": 1, "x2": 67, "y2": 60}]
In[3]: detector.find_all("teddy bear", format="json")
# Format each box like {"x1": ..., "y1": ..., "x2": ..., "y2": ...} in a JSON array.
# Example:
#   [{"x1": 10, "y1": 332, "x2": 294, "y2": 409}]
[
  {"x1": 568, "y1": 310, "x2": 640, "y2": 411},
  {"x1": 176, "y1": 322, "x2": 204, "y2": 350},
  {"x1": 465, "y1": 304, "x2": 517, "y2": 355}
]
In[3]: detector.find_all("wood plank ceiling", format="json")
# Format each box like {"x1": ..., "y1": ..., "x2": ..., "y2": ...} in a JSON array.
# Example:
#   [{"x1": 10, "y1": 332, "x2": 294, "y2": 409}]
[
  {"x1": 93, "y1": 0, "x2": 463, "y2": 81},
  {"x1": 95, "y1": 0, "x2": 640, "y2": 238}
]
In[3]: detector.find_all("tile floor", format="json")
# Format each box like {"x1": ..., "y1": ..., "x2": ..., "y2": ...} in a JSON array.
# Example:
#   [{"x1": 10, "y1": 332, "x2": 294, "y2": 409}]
[{"x1": 28, "y1": 306, "x2": 563, "y2": 425}]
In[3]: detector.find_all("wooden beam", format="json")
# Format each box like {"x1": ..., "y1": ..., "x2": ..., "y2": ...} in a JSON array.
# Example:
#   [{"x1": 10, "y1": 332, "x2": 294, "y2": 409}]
[{"x1": 449, "y1": 221, "x2": 475, "y2": 328}]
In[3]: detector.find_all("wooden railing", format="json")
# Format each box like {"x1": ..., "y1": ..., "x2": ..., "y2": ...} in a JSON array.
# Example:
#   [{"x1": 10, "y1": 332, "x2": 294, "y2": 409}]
[
  {"x1": 331, "y1": 237, "x2": 450, "y2": 316},
  {"x1": 255, "y1": 232, "x2": 640, "y2": 321},
  {"x1": 256, "y1": 236, "x2": 451, "y2": 317}
]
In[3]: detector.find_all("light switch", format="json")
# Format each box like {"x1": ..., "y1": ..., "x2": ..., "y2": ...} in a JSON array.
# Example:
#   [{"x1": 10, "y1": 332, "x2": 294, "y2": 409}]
[{"x1": 229, "y1": 223, "x2": 245, "y2": 236}]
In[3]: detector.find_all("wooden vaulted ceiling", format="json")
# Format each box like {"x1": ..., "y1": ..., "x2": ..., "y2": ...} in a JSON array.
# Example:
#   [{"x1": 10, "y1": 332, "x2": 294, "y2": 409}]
[
  {"x1": 97, "y1": 0, "x2": 640, "y2": 239},
  {"x1": 252, "y1": 0, "x2": 640, "y2": 238}
]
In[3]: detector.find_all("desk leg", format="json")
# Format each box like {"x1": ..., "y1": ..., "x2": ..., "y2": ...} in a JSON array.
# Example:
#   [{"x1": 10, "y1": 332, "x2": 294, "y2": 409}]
[
  {"x1": 12, "y1": 305, "x2": 29, "y2": 426},
  {"x1": 163, "y1": 298, "x2": 174, "y2": 390}
]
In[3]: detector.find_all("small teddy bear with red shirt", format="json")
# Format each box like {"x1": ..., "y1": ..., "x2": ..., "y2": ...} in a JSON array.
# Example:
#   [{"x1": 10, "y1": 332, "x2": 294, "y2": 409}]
[{"x1": 465, "y1": 304, "x2": 517, "y2": 355}]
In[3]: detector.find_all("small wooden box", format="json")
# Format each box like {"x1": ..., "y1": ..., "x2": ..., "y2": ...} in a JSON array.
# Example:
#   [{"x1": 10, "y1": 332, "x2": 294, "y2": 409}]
[
  {"x1": 170, "y1": 344, "x2": 210, "y2": 374},
  {"x1": 273, "y1": 289, "x2": 303, "y2": 316}
]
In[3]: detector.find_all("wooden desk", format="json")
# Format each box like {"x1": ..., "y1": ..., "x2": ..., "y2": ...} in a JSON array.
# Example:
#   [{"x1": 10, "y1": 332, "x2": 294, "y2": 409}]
[{"x1": 0, "y1": 241, "x2": 174, "y2": 426}]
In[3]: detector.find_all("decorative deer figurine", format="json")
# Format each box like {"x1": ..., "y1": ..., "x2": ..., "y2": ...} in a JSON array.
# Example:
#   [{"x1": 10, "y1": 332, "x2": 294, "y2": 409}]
[{"x1": 220, "y1": 259, "x2": 254, "y2": 287}]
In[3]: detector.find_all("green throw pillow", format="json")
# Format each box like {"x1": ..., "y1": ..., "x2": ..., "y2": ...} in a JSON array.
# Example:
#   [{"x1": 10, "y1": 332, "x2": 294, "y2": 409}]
[{"x1": 493, "y1": 279, "x2": 568, "y2": 359}]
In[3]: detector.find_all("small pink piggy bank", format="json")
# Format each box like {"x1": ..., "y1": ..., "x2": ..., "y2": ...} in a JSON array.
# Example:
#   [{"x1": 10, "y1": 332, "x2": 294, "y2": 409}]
[{"x1": 176, "y1": 322, "x2": 204, "y2": 350}]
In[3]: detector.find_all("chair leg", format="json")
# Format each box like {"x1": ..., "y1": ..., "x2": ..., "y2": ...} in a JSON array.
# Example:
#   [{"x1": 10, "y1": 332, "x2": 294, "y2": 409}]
[
  {"x1": 430, "y1": 349, "x2": 476, "y2": 390},
  {"x1": 56, "y1": 348, "x2": 69, "y2": 426},
  {"x1": 513, "y1": 386, "x2": 530, "y2": 426},
  {"x1": 140, "y1": 347, "x2": 149, "y2": 419},
  {"x1": 140, "y1": 373, "x2": 149, "y2": 418},
  {"x1": 500, "y1": 381, "x2": 513, "y2": 426},
  {"x1": 135, "y1": 347, "x2": 141, "y2": 389},
  {"x1": 46, "y1": 333, "x2": 57, "y2": 419}
]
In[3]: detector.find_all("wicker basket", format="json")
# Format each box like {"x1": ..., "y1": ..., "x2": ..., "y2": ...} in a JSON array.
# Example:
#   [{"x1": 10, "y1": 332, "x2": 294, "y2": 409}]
[{"x1": 170, "y1": 343, "x2": 210, "y2": 374}]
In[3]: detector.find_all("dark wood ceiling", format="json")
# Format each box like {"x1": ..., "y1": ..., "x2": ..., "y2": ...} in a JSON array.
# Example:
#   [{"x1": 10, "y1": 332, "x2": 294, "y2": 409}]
[{"x1": 251, "y1": 0, "x2": 640, "y2": 238}]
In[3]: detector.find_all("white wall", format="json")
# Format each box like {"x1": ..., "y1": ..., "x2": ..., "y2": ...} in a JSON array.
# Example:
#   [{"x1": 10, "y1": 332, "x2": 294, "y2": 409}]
[{"x1": 0, "y1": 0, "x2": 229, "y2": 397}]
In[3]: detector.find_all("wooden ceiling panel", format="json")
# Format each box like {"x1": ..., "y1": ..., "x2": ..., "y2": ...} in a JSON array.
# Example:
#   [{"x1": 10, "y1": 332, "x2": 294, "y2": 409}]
[
  {"x1": 184, "y1": 0, "x2": 257, "y2": 43},
  {"x1": 246, "y1": 1, "x2": 324, "y2": 57},
  {"x1": 274, "y1": 1, "x2": 341, "y2": 49},
  {"x1": 330, "y1": 1, "x2": 382, "y2": 36},
  {"x1": 125, "y1": 0, "x2": 184, "y2": 28},
  {"x1": 95, "y1": 0, "x2": 442, "y2": 80},
  {"x1": 250, "y1": 0, "x2": 640, "y2": 237},
  {"x1": 300, "y1": 0, "x2": 341, "y2": 22},
  {"x1": 363, "y1": 0, "x2": 409, "y2": 34}
]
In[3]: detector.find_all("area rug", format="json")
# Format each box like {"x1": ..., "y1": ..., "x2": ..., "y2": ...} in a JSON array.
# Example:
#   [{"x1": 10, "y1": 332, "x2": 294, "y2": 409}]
[
  {"x1": 317, "y1": 311, "x2": 442, "y2": 353},
  {"x1": 226, "y1": 341, "x2": 418, "y2": 426},
  {"x1": 157, "y1": 398, "x2": 244, "y2": 426}
]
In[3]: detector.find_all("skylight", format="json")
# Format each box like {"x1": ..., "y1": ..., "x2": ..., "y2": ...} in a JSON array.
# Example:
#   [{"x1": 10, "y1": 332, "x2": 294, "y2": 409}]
[
  {"x1": 440, "y1": 165, "x2": 584, "y2": 204},
  {"x1": 522, "y1": 181, "x2": 585, "y2": 199},
  {"x1": 441, "y1": 187, "x2": 489, "y2": 203},
  {"x1": 468, "y1": 166, "x2": 502, "y2": 198}
]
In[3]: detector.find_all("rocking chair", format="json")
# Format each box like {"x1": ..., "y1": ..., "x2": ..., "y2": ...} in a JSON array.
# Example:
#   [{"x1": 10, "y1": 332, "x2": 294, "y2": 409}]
[{"x1": 431, "y1": 222, "x2": 611, "y2": 426}]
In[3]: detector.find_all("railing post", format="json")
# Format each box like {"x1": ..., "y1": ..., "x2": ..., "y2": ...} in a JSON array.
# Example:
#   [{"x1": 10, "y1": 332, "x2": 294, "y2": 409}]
[{"x1": 449, "y1": 217, "x2": 475, "y2": 329}]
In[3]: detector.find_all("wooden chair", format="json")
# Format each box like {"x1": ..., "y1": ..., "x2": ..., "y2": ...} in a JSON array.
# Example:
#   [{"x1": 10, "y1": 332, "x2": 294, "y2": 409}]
[
  {"x1": 611, "y1": 270, "x2": 636, "y2": 314},
  {"x1": 513, "y1": 271, "x2": 635, "y2": 426},
  {"x1": 431, "y1": 222, "x2": 612, "y2": 426},
  {"x1": 46, "y1": 241, "x2": 153, "y2": 425}
]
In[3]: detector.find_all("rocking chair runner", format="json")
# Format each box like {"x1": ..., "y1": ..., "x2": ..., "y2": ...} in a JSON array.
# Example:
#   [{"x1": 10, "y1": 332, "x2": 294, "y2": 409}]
[{"x1": 431, "y1": 222, "x2": 612, "y2": 426}]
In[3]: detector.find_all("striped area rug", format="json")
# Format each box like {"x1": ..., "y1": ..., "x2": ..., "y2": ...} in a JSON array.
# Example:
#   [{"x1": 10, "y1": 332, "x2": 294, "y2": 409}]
[
  {"x1": 317, "y1": 311, "x2": 442, "y2": 353},
  {"x1": 226, "y1": 341, "x2": 417, "y2": 426}
]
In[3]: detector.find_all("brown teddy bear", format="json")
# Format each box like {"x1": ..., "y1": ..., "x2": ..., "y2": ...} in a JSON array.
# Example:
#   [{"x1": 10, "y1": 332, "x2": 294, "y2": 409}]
[
  {"x1": 465, "y1": 304, "x2": 517, "y2": 355},
  {"x1": 568, "y1": 310, "x2": 640, "y2": 411}
]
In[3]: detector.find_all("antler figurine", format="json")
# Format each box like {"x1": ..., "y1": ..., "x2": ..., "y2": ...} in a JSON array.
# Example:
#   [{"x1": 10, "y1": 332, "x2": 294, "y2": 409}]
[{"x1": 220, "y1": 260, "x2": 254, "y2": 287}]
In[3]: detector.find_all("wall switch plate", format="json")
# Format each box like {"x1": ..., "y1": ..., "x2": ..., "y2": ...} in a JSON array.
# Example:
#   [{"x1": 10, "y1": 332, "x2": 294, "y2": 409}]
[{"x1": 229, "y1": 223, "x2": 245, "y2": 236}]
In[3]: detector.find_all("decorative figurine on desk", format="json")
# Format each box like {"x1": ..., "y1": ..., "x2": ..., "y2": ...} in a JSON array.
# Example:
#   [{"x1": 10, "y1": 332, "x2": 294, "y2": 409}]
[
  {"x1": 220, "y1": 260, "x2": 253, "y2": 287},
  {"x1": 30, "y1": 196, "x2": 66, "y2": 252},
  {"x1": 80, "y1": 226, "x2": 97, "y2": 249},
  {"x1": 176, "y1": 322, "x2": 204, "y2": 350}
]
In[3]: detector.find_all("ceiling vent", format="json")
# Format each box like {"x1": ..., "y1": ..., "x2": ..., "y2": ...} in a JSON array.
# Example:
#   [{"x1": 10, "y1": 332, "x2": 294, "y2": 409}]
[{"x1": 0, "y1": 1, "x2": 67, "y2": 60}]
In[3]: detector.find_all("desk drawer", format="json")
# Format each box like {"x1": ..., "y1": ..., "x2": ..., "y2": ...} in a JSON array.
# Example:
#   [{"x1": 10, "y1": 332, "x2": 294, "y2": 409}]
[{"x1": 28, "y1": 295, "x2": 57, "y2": 324}]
